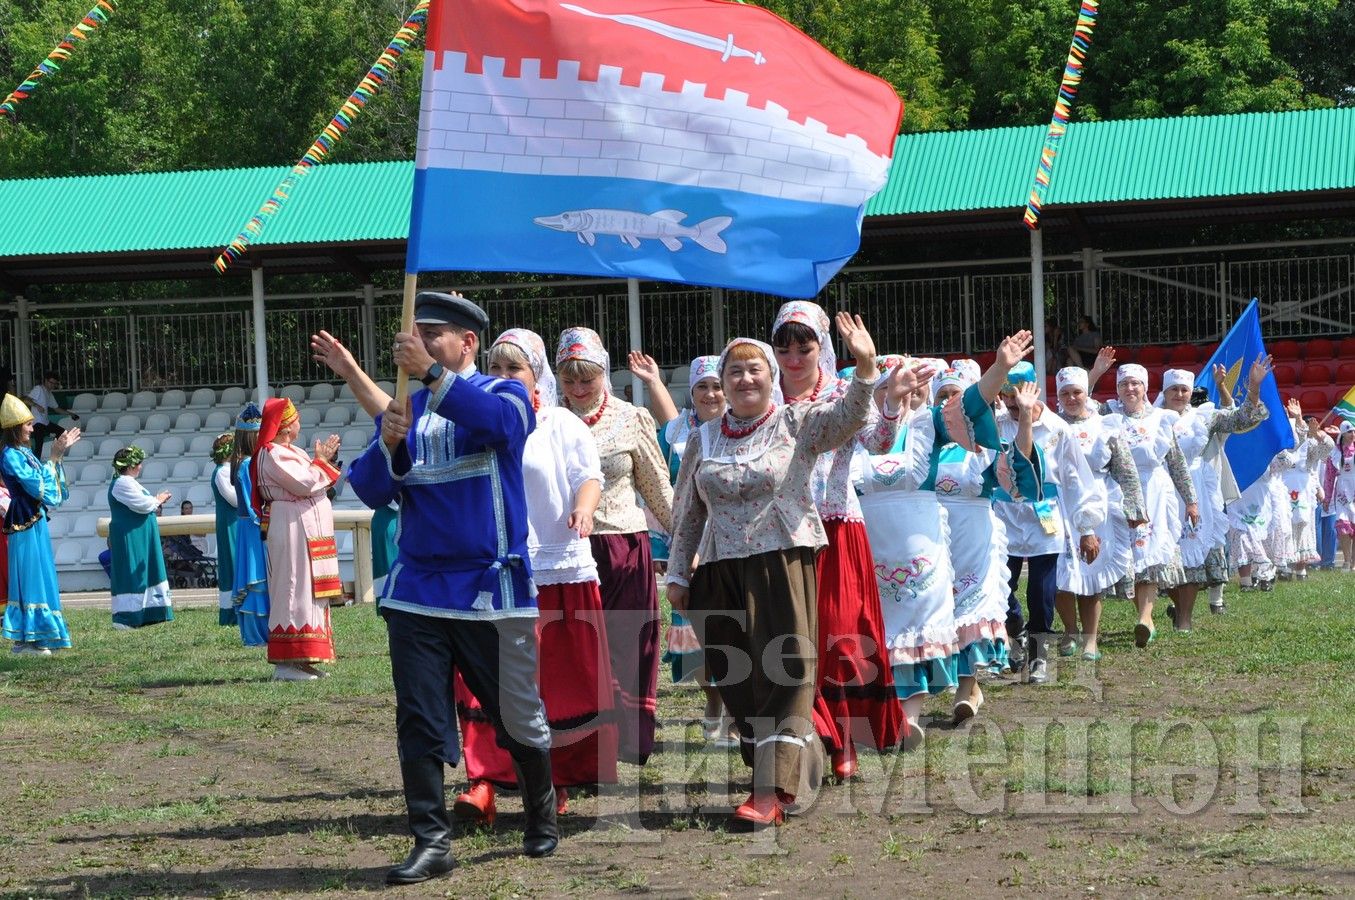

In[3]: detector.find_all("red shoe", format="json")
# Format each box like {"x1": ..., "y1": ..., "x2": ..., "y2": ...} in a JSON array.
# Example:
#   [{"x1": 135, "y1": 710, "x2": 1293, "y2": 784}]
[
  {"x1": 733, "y1": 792, "x2": 784, "y2": 827},
  {"x1": 556, "y1": 786, "x2": 569, "y2": 816},
  {"x1": 453, "y1": 780, "x2": 496, "y2": 826},
  {"x1": 831, "y1": 741, "x2": 858, "y2": 782}
]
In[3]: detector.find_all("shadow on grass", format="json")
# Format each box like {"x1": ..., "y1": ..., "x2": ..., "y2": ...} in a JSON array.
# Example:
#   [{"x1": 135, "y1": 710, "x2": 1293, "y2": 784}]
[
  {"x1": 25, "y1": 864, "x2": 393, "y2": 897},
  {"x1": 136, "y1": 674, "x2": 275, "y2": 689}
]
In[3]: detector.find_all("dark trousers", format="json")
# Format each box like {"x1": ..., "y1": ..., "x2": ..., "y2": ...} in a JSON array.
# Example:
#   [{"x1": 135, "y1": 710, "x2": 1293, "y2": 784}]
[
  {"x1": 384, "y1": 608, "x2": 550, "y2": 765},
  {"x1": 1005, "y1": 553, "x2": 1059, "y2": 637},
  {"x1": 31, "y1": 422, "x2": 63, "y2": 459}
]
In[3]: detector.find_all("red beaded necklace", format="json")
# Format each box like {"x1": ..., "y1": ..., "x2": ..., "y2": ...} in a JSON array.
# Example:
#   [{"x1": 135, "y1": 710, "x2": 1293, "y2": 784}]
[
  {"x1": 721, "y1": 403, "x2": 776, "y2": 439},
  {"x1": 580, "y1": 393, "x2": 608, "y2": 426},
  {"x1": 785, "y1": 370, "x2": 824, "y2": 405}
]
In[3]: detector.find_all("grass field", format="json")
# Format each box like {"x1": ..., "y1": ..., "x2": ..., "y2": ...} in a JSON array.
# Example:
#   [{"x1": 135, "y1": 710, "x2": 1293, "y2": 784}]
[{"x1": 2, "y1": 572, "x2": 1353, "y2": 898}]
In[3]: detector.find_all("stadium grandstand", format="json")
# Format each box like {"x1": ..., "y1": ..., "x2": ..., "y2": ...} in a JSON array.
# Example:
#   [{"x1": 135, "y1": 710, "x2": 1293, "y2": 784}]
[{"x1": 2, "y1": 107, "x2": 1353, "y2": 590}]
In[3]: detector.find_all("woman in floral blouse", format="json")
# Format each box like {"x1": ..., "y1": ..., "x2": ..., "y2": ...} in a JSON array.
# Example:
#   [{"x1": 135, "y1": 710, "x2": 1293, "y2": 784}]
[
  {"x1": 666, "y1": 313, "x2": 927, "y2": 828},
  {"x1": 556, "y1": 327, "x2": 673, "y2": 766}
]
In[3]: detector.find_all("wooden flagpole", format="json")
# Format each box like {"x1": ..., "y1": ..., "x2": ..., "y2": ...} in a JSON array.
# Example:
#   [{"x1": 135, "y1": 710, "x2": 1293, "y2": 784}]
[{"x1": 394, "y1": 272, "x2": 418, "y2": 407}]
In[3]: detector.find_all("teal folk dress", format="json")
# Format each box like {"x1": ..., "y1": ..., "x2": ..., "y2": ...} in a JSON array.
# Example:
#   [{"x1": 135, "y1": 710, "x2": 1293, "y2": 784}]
[
  {"x1": 108, "y1": 475, "x2": 174, "y2": 628},
  {"x1": 211, "y1": 463, "x2": 238, "y2": 625},
  {"x1": 1, "y1": 446, "x2": 72, "y2": 649}
]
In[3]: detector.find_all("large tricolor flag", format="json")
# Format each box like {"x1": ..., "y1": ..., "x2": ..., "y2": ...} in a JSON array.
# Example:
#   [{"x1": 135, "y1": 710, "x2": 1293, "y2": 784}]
[
  {"x1": 1195, "y1": 299, "x2": 1294, "y2": 493},
  {"x1": 407, "y1": 0, "x2": 903, "y2": 297}
]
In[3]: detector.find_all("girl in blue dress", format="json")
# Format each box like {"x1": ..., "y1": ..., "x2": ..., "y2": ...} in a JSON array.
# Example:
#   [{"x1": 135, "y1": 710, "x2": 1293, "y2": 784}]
[{"x1": 229, "y1": 404, "x2": 269, "y2": 647}]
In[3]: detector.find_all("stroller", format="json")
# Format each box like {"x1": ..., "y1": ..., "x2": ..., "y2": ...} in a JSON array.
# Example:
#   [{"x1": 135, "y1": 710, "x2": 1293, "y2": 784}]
[{"x1": 161, "y1": 534, "x2": 218, "y2": 589}]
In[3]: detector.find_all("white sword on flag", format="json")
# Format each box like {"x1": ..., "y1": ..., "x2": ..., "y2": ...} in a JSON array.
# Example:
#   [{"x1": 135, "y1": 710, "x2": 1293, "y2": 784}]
[{"x1": 561, "y1": 3, "x2": 767, "y2": 64}]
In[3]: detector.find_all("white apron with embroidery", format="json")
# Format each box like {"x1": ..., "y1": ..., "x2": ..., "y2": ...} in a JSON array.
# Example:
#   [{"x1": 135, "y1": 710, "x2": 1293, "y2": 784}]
[
  {"x1": 1058, "y1": 414, "x2": 1134, "y2": 595},
  {"x1": 1103, "y1": 408, "x2": 1180, "y2": 575}
]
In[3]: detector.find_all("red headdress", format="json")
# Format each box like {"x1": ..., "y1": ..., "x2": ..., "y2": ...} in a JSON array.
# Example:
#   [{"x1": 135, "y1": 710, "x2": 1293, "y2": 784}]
[{"x1": 250, "y1": 398, "x2": 297, "y2": 520}]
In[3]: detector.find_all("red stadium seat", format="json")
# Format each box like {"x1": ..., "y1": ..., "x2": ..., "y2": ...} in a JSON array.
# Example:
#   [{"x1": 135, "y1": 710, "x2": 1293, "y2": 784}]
[
  {"x1": 975, "y1": 351, "x2": 997, "y2": 369},
  {"x1": 1338, "y1": 337, "x2": 1355, "y2": 358},
  {"x1": 1167, "y1": 344, "x2": 1197, "y2": 365},
  {"x1": 1270, "y1": 339, "x2": 1301, "y2": 361},
  {"x1": 1300, "y1": 389, "x2": 1329, "y2": 412},
  {"x1": 1305, "y1": 338, "x2": 1335, "y2": 361},
  {"x1": 1336, "y1": 362, "x2": 1355, "y2": 386},
  {"x1": 1273, "y1": 364, "x2": 1298, "y2": 386},
  {"x1": 1137, "y1": 345, "x2": 1168, "y2": 366},
  {"x1": 1301, "y1": 363, "x2": 1331, "y2": 385}
]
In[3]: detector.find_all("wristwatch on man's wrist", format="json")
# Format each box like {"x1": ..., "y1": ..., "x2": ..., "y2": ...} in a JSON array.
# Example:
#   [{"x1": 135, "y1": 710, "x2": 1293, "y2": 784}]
[{"x1": 421, "y1": 362, "x2": 445, "y2": 386}]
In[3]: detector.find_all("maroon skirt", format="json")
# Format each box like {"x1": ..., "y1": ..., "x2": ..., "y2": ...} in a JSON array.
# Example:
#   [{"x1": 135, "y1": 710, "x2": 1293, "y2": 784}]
[
  {"x1": 590, "y1": 531, "x2": 660, "y2": 765},
  {"x1": 811, "y1": 518, "x2": 905, "y2": 752},
  {"x1": 455, "y1": 580, "x2": 620, "y2": 787}
]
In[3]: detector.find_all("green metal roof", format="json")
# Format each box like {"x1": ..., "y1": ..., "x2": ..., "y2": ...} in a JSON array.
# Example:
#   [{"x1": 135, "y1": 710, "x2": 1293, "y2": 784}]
[
  {"x1": 0, "y1": 160, "x2": 412, "y2": 258},
  {"x1": 1, "y1": 107, "x2": 1352, "y2": 259},
  {"x1": 867, "y1": 106, "x2": 1355, "y2": 216}
]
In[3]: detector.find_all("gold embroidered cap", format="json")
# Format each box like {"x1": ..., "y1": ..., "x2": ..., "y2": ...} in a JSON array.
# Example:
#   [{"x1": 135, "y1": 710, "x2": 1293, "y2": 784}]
[{"x1": 0, "y1": 393, "x2": 33, "y2": 429}]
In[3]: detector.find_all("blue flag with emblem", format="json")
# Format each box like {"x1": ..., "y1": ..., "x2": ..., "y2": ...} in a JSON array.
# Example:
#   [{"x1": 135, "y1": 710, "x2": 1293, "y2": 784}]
[{"x1": 1195, "y1": 298, "x2": 1293, "y2": 493}]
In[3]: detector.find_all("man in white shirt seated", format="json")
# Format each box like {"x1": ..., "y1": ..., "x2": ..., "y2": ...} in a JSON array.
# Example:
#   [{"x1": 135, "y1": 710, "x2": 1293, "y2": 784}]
[{"x1": 26, "y1": 371, "x2": 79, "y2": 459}]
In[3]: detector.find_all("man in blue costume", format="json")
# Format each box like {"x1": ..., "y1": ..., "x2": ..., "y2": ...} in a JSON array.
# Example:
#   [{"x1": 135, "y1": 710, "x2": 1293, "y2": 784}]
[{"x1": 348, "y1": 292, "x2": 556, "y2": 885}]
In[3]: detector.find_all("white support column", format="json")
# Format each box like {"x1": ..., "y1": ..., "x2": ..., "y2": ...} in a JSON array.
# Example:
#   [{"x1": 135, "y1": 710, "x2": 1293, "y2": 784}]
[
  {"x1": 627, "y1": 278, "x2": 644, "y2": 407},
  {"x1": 961, "y1": 275, "x2": 974, "y2": 354},
  {"x1": 711, "y1": 287, "x2": 726, "y2": 349},
  {"x1": 14, "y1": 293, "x2": 32, "y2": 391},
  {"x1": 252, "y1": 267, "x2": 271, "y2": 407},
  {"x1": 1031, "y1": 229, "x2": 1047, "y2": 400},
  {"x1": 361, "y1": 282, "x2": 377, "y2": 374}
]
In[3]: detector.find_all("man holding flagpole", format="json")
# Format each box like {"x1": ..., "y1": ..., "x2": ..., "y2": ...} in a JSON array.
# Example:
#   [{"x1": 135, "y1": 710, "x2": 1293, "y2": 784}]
[{"x1": 348, "y1": 291, "x2": 558, "y2": 884}]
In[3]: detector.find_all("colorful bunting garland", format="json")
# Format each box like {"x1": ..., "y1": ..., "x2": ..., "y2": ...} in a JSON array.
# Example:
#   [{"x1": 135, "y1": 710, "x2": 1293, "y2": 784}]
[
  {"x1": 1022, "y1": 0, "x2": 1099, "y2": 230},
  {"x1": 213, "y1": 0, "x2": 431, "y2": 273},
  {"x1": 0, "y1": 0, "x2": 119, "y2": 121}
]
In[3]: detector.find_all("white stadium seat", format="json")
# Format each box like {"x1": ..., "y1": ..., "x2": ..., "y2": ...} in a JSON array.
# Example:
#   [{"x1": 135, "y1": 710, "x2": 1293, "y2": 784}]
[
  {"x1": 131, "y1": 436, "x2": 155, "y2": 455},
  {"x1": 111, "y1": 414, "x2": 141, "y2": 435},
  {"x1": 159, "y1": 389, "x2": 187, "y2": 409},
  {"x1": 64, "y1": 440, "x2": 94, "y2": 462},
  {"x1": 336, "y1": 530, "x2": 354, "y2": 557},
  {"x1": 73, "y1": 514, "x2": 98, "y2": 538},
  {"x1": 47, "y1": 515, "x2": 71, "y2": 539},
  {"x1": 83, "y1": 539, "x2": 108, "y2": 566},
  {"x1": 322, "y1": 406, "x2": 351, "y2": 427},
  {"x1": 129, "y1": 390, "x2": 157, "y2": 410},
  {"x1": 668, "y1": 365, "x2": 689, "y2": 386},
  {"x1": 72, "y1": 393, "x2": 98, "y2": 414},
  {"x1": 188, "y1": 434, "x2": 215, "y2": 456},
  {"x1": 65, "y1": 490, "x2": 92, "y2": 512},
  {"x1": 171, "y1": 411, "x2": 202, "y2": 434},
  {"x1": 145, "y1": 412, "x2": 172, "y2": 433},
  {"x1": 97, "y1": 437, "x2": 124, "y2": 458},
  {"x1": 187, "y1": 387, "x2": 217, "y2": 409},
  {"x1": 375, "y1": 381, "x2": 394, "y2": 395},
  {"x1": 82, "y1": 415, "x2": 112, "y2": 437},
  {"x1": 281, "y1": 384, "x2": 307, "y2": 404},
  {"x1": 140, "y1": 460, "x2": 170, "y2": 483},
  {"x1": 204, "y1": 410, "x2": 232, "y2": 431},
  {"x1": 309, "y1": 383, "x2": 336, "y2": 403},
  {"x1": 170, "y1": 459, "x2": 200, "y2": 482},
  {"x1": 337, "y1": 384, "x2": 356, "y2": 401},
  {"x1": 157, "y1": 435, "x2": 187, "y2": 458},
  {"x1": 55, "y1": 542, "x2": 84, "y2": 567},
  {"x1": 99, "y1": 392, "x2": 128, "y2": 413},
  {"x1": 298, "y1": 407, "x2": 321, "y2": 428},
  {"x1": 220, "y1": 386, "x2": 247, "y2": 406},
  {"x1": 341, "y1": 426, "x2": 372, "y2": 449},
  {"x1": 186, "y1": 483, "x2": 212, "y2": 507},
  {"x1": 77, "y1": 462, "x2": 106, "y2": 485},
  {"x1": 200, "y1": 458, "x2": 217, "y2": 478}
]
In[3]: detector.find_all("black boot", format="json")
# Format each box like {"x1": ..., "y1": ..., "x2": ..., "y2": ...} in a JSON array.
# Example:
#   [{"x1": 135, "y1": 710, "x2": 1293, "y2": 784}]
[
  {"x1": 512, "y1": 749, "x2": 559, "y2": 858},
  {"x1": 387, "y1": 757, "x2": 456, "y2": 885}
]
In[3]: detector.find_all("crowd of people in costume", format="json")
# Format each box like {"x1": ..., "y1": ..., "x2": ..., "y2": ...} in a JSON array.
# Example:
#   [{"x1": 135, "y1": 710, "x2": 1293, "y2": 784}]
[{"x1": 0, "y1": 294, "x2": 1351, "y2": 881}]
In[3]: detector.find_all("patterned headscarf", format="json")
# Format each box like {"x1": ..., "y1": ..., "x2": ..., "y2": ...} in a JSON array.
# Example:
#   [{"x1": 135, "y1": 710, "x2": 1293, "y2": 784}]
[
  {"x1": 493, "y1": 328, "x2": 558, "y2": 407},
  {"x1": 556, "y1": 326, "x2": 611, "y2": 393},
  {"x1": 872, "y1": 354, "x2": 908, "y2": 388},
  {"x1": 950, "y1": 358, "x2": 981, "y2": 386},
  {"x1": 1056, "y1": 366, "x2": 1089, "y2": 394},
  {"x1": 112, "y1": 445, "x2": 146, "y2": 474},
  {"x1": 717, "y1": 338, "x2": 784, "y2": 407},
  {"x1": 210, "y1": 433, "x2": 234, "y2": 465},
  {"x1": 1116, "y1": 363, "x2": 1148, "y2": 386},
  {"x1": 234, "y1": 402, "x2": 263, "y2": 432},
  {"x1": 931, "y1": 366, "x2": 967, "y2": 398},
  {"x1": 688, "y1": 355, "x2": 721, "y2": 402},
  {"x1": 771, "y1": 300, "x2": 837, "y2": 382},
  {"x1": 251, "y1": 397, "x2": 295, "y2": 519}
]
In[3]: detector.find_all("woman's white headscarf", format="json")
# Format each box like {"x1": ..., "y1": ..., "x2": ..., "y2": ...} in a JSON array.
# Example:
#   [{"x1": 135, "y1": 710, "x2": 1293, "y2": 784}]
[
  {"x1": 1153, "y1": 367, "x2": 1194, "y2": 408},
  {"x1": 493, "y1": 328, "x2": 557, "y2": 407},
  {"x1": 687, "y1": 355, "x2": 721, "y2": 405},
  {"x1": 718, "y1": 337, "x2": 784, "y2": 407},
  {"x1": 771, "y1": 300, "x2": 836, "y2": 382}
]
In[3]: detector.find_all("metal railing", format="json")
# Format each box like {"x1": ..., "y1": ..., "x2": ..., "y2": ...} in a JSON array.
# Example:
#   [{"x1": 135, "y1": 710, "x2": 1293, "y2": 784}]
[{"x1": 11, "y1": 244, "x2": 1354, "y2": 395}]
